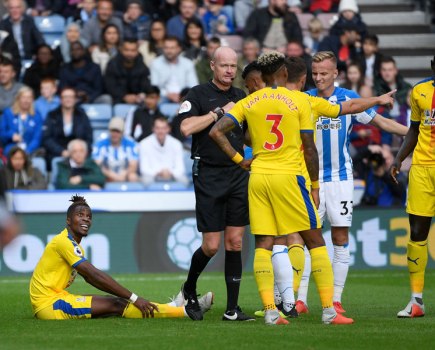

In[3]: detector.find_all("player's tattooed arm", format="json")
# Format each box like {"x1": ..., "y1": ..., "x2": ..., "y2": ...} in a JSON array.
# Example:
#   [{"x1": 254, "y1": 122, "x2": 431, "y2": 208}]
[
  {"x1": 209, "y1": 116, "x2": 238, "y2": 158},
  {"x1": 301, "y1": 132, "x2": 319, "y2": 182}
]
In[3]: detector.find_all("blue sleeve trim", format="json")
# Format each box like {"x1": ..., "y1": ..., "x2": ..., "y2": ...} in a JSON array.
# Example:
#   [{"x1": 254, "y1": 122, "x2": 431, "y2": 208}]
[
  {"x1": 337, "y1": 103, "x2": 342, "y2": 115},
  {"x1": 72, "y1": 257, "x2": 87, "y2": 268},
  {"x1": 227, "y1": 113, "x2": 241, "y2": 127},
  {"x1": 300, "y1": 129, "x2": 314, "y2": 133}
]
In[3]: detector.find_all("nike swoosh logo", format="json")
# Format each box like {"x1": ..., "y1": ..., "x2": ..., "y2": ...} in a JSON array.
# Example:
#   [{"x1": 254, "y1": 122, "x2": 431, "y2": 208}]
[
  {"x1": 271, "y1": 316, "x2": 278, "y2": 323},
  {"x1": 209, "y1": 98, "x2": 218, "y2": 101},
  {"x1": 232, "y1": 278, "x2": 241, "y2": 282},
  {"x1": 223, "y1": 312, "x2": 238, "y2": 321}
]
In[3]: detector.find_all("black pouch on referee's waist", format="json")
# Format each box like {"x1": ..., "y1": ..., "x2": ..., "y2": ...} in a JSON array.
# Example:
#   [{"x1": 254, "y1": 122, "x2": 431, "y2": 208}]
[{"x1": 192, "y1": 156, "x2": 200, "y2": 176}]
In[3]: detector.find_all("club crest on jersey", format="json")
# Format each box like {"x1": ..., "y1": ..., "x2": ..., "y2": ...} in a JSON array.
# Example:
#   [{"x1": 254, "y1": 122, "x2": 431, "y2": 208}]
[
  {"x1": 74, "y1": 246, "x2": 83, "y2": 257},
  {"x1": 423, "y1": 109, "x2": 435, "y2": 125}
]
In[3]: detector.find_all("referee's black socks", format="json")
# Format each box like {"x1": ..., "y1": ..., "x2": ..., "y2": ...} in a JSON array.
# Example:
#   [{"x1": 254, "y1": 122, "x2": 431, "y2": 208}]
[
  {"x1": 184, "y1": 247, "x2": 211, "y2": 293},
  {"x1": 225, "y1": 250, "x2": 242, "y2": 311}
]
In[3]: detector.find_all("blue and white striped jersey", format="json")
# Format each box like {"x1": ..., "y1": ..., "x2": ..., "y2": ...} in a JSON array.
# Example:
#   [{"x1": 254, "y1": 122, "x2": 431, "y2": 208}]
[
  {"x1": 92, "y1": 137, "x2": 139, "y2": 173},
  {"x1": 305, "y1": 87, "x2": 377, "y2": 183}
]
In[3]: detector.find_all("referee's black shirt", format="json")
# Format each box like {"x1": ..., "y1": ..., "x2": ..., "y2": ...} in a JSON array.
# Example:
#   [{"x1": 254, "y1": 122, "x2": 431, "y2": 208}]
[{"x1": 179, "y1": 80, "x2": 246, "y2": 167}]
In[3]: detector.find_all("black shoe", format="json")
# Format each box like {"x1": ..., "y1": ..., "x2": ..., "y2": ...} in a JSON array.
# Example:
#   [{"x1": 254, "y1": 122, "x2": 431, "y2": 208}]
[
  {"x1": 222, "y1": 306, "x2": 255, "y2": 321},
  {"x1": 276, "y1": 301, "x2": 283, "y2": 312},
  {"x1": 181, "y1": 283, "x2": 203, "y2": 321},
  {"x1": 281, "y1": 303, "x2": 298, "y2": 318}
]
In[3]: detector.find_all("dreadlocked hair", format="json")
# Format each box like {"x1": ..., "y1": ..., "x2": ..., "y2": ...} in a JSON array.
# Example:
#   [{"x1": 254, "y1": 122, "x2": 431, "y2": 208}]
[
  {"x1": 67, "y1": 194, "x2": 89, "y2": 217},
  {"x1": 257, "y1": 51, "x2": 285, "y2": 76}
]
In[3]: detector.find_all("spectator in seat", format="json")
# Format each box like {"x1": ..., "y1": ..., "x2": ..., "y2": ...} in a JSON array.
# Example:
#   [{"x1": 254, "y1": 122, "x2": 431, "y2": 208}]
[
  {"x1": 129, "y1": 85, "x2": 166, "y2": 142},
  {"x1": 374, "y1": 56, "x2": 412, "y2": 119},
  {"x1": 195, "y1": 36, "x2": 220, "y2": 84},
  {"x1": 27, "y1": 0, "x2": 64, "y2": 17},
  {"x1": 81, "y1": 0, "x2": 123, "y2": 53},
  {"x1": 166, "y1": 0, "x2": 199, "y2": 41},
  {"x1": 340, "y1": 61, "x2": 365, "y2": 93},
  {"x1": 303, "y1": 17, "x2": 324, "y2": 56},
  {"x1": 233, "y1": 37, "x2": 260, "y2": 92},
  {"x1": 23, "y1": 44, "x2": 61, "y2": 97},
  {"x1": 104, "y1": 38, "x2": 151, "y2": 105},
  {"x1": 357, "y1": 34, "x2": 383, "y2": 86},
  {"x1": 69, "y1": 0, "x2": 97, "y2": 27},
  {"x1": 329, "y1": 0, "x2": 367, "y2": 40},
  {"x1": 150, "y1": 36, "x2": 198, "y2": 119},
  {"x1": 243, "y1": 0, "x2": 302, "y2": 52},
  {"x1": 59, "y1": 41, "x2": 108, "y2": 104},
  {"x1": 0, "y1": 146, "x2": 47, "y2": 190},
  {"x1": 34, "y1": 77, "x2": 61, "y2": 121},
  {"x1": 0, "y1": 26, "x2": 21, "y2": 75},
  {"x1": 0, "y1": 58, "x2": 23, "y2": 115},
  {"x1": 92, "y1": 116, "x2": 139, "y2": 183},
  {"x1": 91, "y1": 23, "x2": 120, "y2": 74},
  {"x1": 182, "y1": 17, "x2": 207, "y2": 63},
  {"x1": 139, "y1": 116, "x2": 188, "y2": 186},
  {"x1": 122, "y1": 0, "x2": 152, "y2": 42},
  {"x1": 202, "y1": 0, "x2": 234, "y2": 36},
  {"x1": 318, "y1": 22, "x2": 361, "y2": 74},
  {"x1": 59, "y1": 22, "x2": 88, "y2": 64},
  {"x1": 56, "y1": 138, "x2": 105, "y2": 190},
  {"x1": 0, "y1": 0, "x2": 45, "y2": 60},
  {"x1": 42, "y1": 87, "x2": 93, "y2": 170},
  {"x1": 138, "y1": 18, "x2": 166, "y2": 68},
  {"x1": 0, "y1": 86, "x2": 43, "y2": 156}
]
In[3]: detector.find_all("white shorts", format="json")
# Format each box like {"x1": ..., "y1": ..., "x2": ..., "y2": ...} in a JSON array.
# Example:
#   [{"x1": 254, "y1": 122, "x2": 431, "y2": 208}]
[{"x1": 318, "y1": 180, "x2": 353, "y2": 227}]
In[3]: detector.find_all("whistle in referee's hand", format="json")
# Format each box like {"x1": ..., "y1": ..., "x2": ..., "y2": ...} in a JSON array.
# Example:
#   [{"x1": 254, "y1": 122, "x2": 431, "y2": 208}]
[{"x1": 192, "y1": 157, "x2": 200, "y2": 176}]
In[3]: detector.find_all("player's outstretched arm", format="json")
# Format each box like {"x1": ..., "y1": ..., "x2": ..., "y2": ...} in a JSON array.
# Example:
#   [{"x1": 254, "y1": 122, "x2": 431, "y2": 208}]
[
  {"x1": 370, "y1": 114, "x2": 408, "y2": 136},
  {"x1": 390, "y1": 122, "x2": 420, "y2": 184},
  {"x1": 341, "y1": 89, "x2": 396, "y2": 115},
  {"x1": 210, "y1": 116, "x2": 252, "y2": 170},
  {"x1": 180, "y1": 111, "x2": 220, "y2": 137},
  {"x1": 76, "y1": 261, "x2": 158, "y2": 317}
]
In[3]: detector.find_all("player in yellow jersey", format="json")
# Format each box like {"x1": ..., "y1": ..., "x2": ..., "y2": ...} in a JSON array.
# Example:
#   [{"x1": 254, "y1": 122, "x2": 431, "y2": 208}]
[
  {"x1": 210, "y1": 51, "x2": 354, "y2": 325},
  {"x1": 29, "y1": 195, "x2": 213, "y2": 320},
  {"x1": 391, "y1": 56, "x2": 435, "y2": 318},
  {"x1": 243, "y1": 57, "x2": 396, "y2": 318}
]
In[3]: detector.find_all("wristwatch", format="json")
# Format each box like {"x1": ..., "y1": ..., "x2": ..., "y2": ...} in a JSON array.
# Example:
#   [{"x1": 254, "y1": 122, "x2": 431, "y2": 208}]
[{"x1": 213, "y1": 107, "x2": 225, "y2": 120}]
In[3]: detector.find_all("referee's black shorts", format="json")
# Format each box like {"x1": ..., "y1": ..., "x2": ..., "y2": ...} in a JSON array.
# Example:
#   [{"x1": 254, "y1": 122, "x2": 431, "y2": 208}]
[{"x1": 193, "y1": 163, "x2": 249, "y2": 233}]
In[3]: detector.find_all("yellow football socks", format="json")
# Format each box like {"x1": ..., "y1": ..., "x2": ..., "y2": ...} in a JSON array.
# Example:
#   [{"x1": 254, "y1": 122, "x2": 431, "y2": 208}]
[
  {"x1": 310, "y1": 246, "x2": 333, "y2": 309},
  {"x1": 288, "y1": 243, "x2": 305, "y2": 292},
  {"x1": 254, "y1": 248, "x2": 276, "y2": 311},
  {"x1": 407, "y1": 239, "x2": 428, "y2": 294},
  {"x1": 122, "y1": 302, "x2": 185, "y2": 319}
]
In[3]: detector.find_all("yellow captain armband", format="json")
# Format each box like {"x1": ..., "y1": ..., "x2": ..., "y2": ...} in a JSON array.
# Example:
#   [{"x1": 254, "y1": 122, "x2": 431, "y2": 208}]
[
  {"x1": 231, "y1": 152, "x2": 244, "y2": 164},
  {"x1": 311, "y1": 180, "x2": 320, "y2": 189}
]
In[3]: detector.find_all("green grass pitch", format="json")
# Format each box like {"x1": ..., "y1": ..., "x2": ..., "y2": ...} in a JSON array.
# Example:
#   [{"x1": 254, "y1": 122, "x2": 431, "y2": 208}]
[{"x1": 1, "y1": 270, "x2": 434, "y2": 350}]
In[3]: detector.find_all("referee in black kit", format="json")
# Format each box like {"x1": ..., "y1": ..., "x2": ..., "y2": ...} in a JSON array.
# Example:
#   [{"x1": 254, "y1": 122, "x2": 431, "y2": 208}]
[{"x1": 178, "y1": 46, "x2": 254, "y2": 321}]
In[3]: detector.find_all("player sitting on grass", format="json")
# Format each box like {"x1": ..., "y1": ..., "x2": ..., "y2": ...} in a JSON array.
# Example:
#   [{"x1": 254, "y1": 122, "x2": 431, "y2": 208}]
[{"x1": 29, "y1": 194, "x2": 213, "y2": 320}]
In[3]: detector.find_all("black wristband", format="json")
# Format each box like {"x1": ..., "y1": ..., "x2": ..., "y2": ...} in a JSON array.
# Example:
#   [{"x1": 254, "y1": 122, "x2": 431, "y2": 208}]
[{"x1": 213, "y1": 107, "x2": 225, "y2": 119}]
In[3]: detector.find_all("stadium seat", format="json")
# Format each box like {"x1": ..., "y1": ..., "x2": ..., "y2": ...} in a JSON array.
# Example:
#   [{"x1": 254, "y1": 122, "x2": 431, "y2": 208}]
[
  {"x1": 104, "y1": 182, "x2": 145, "y2": 191},
  {"x1": 48, "y1": 156, "x2": 64, "y2": 190},
  {"x1": 146, "y1": 181, "x2": 188, "y2": 191},
  {"x1": 31, "y1": 157, "x2": 47, "y2": 180},
  {"x1": 81, "y1": 104, "x2": 112, "y2": 130},
  {"x1": 93, "y1": 129, "x2": 108, "y2": 142},
  {"x1": 34, "y1": 15, "x2": 65, "y2": 49},
  {"x1": 113, "y1": 103, "x2": 136, "y2": 119}
]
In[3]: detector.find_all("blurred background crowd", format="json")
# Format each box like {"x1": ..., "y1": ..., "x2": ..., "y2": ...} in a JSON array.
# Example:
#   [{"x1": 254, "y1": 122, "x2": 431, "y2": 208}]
[{"x1": 0, "y1": 0, "x2": 434, "y2": 209}]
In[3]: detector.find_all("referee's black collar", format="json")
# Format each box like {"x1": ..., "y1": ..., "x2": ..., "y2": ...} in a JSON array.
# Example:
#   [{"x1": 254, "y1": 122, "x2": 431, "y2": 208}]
[{"x1": 207, "y1": 80, "x2": 234, "y2": 93}]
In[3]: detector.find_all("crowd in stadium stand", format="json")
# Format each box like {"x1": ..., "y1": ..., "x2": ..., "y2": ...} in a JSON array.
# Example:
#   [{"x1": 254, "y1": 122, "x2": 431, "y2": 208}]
[{"x1": 0, "y1": 0, "x2": 430, "y2": 206}]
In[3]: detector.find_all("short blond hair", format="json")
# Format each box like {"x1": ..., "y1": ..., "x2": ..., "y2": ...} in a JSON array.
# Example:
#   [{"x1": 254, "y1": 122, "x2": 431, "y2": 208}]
[
  {"x1": 312, "y1": 51, "x2": 337, "y2": 67},
  {"x1": 12, "y1": 86, "x2": 35, "y2": 116},
  {"x1": 308, "y1": 17, "x2": 323, "y2": 33}
]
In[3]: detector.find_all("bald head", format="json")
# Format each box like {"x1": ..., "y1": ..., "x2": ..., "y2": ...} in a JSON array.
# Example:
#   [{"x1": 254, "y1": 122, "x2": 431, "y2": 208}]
[
  {"x1": 212, "y1": 46, "x2": 238, "y2": 64},
  {"x1": 211, "y1": 47, "x2": 238, "y2": 90}
]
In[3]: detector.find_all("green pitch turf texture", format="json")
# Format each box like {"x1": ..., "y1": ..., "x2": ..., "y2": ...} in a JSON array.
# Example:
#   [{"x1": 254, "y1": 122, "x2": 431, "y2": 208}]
[{"x1": 1, "y1": 270, "x2": 434, "y2": 350}]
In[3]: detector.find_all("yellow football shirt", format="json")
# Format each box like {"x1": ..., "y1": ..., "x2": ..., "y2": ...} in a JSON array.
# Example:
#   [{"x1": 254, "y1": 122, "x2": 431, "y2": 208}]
[
  {"x1": 228, "y1": 86, "x2": 313, "y2": 175},
  {"x1": 29, "y1": 229, "x2": 87, "y2": 314},
  {"x1": 410, "y1": 78, "x2": 435, "y2": 166}
]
